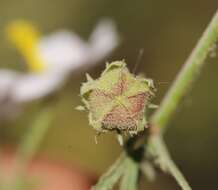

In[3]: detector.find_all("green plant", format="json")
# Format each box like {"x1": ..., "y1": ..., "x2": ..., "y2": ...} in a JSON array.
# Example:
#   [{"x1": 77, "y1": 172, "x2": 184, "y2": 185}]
[{"x1": 88, "y1": 9, "x2": 218, "y2": 190}]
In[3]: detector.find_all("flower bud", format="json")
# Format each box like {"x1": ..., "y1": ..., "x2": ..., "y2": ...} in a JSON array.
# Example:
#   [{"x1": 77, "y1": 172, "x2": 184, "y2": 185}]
[{"x1": 80, "y1": 61, "x2": 154, "y2": 135}]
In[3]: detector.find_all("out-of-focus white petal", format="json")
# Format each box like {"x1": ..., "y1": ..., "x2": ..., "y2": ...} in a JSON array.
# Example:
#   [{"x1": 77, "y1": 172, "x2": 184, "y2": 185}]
[
  {"x1": 0, "y1": 19, "x2": 119, "y2": 104},
  {"x1": 0, "y1": 69, "x2": 19, "y2": 101},
  {"x1": 38, "y1": 19, "x2": 119, "y2": 74},
  {"x1": 12, "y1": 71, "x2": 66, "y2": 103},
  {"x1": 88, "y1": 19, "x2": 119, "y2": 62},
  {"x1": 38, "y1": 31, "x2": 89, "y2": 72}
]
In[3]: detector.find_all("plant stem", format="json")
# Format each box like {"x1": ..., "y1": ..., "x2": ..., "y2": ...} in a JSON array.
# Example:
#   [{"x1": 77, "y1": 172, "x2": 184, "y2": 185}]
[
  {"x1": 120, "y1": 158, "x2": 139, "y2": 190},
  {"x1": 148, "y1": 10, "x2": 218, "y2": 189},
  {"x1": 92, "y1": 153, "x2": 127, "y2": 190},
  {"x1": 149, "y1": 135, "x2": 191, "y2": 190},
  {"x1": 93, "y1": 9, "x2": 218, "y2": 190},
  {"x1": 13, "y1": 107, "x2": 54, "y2": 190},
  {"x1": 151, "y1": 10, "x2": 218, "y2": 131},
  {"x1": 17, "y1": 108, "x2": 53, "y2": 167}
]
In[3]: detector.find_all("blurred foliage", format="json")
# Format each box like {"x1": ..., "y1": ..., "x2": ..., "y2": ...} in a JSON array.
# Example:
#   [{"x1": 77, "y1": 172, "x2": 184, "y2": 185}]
[{"x1": 0, "y1": 0, "x2": 218, "y2": 189}]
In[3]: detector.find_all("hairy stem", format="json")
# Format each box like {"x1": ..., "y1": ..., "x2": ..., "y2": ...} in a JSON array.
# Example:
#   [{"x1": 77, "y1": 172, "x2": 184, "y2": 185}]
[
  {"x1": 149, "y1": 135, "x2": 191, "y2": 190},
  {"x1": 93, "y1": 9, "x2": 218, "y2": 190},
  {"x1": 92, "y1": 153, "x2": 127, "y2": 190},
  {"x1": 151, "y1": 10, "x2": 218, "y2": 131},
  {"x1": 147, "y1": 10, "x2": 218, "y2": 190},
  {"x1": 120, "y1": 158, "x2": 139, "y2": 190}
]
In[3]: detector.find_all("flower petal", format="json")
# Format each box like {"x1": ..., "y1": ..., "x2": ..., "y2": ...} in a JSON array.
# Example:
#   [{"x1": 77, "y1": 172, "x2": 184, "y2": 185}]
[
  {"x1": 0, "y1": 69, "x2": 19, "y2": 101},
  {"x1": 38, "y1": 31, "x2": 89, "y2": 72},
  {"x1": 88, "y1": 19, "x2": 120, "y2": 62},
  {"x1": 12, "y1": 71, "x2": 66, "y2": 102},
  {"x1": 38, "y1": 19, "x2": 119, "y2": 73}
]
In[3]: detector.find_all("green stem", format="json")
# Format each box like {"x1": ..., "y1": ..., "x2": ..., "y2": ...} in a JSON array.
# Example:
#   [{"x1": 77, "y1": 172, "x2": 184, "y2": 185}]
[
  {"x1": 13, "y1": 107, "x2": 54, "y2": 190},
  {"x1": 148, "y1": 10, "x2": 218, "y2": 189},
  {"x1": 92, "y1": 153, "x2": 127, "y2": 190},
  {"x1": 93, "y1": 9, "x2": 218, "y2": 190},
  {"x1": 149, "y1": 136, "x2": 191, "y2": 190},
  {"x1": 120, "y1": 158, "x2": 139, "y2": 190},
  {"x1": 147, "y1": 9, "x2": 218, "y2": 190},
  {"x1": 151, "y1": 10, "x2": 218, "y2": 131}
]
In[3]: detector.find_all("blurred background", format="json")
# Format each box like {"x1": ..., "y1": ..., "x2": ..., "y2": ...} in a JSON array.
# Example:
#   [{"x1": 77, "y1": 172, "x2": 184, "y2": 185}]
[{"x1": 0, "y1": 0, "x2": 218, "y2": 189}]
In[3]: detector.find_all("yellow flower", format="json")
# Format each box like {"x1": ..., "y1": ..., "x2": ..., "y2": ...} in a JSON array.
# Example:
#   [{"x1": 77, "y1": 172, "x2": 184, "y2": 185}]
[{"x1": 6, "y1": 20, "x2": 45, "y2": 73}]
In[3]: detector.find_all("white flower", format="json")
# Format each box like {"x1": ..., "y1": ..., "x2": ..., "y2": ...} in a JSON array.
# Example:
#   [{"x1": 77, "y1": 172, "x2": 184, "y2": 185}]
[{"x1": 0, "y1": 19, "x2": 119, "y2": 104}]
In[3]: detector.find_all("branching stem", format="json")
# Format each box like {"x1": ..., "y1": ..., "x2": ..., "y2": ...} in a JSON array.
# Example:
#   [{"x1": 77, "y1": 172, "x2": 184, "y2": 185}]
[
  {"x1": 149, "y1": 135, "x2": 191, "y2": 190},
  {"x1": 92, "y1": 153, "x2": 127, "y2": 190},
  {"x1": 151, "y1": 10, "x2": 218, "y2": 131},
  {"x1": 93, "y1": 9, "x2": 218, "y2": 190}
]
